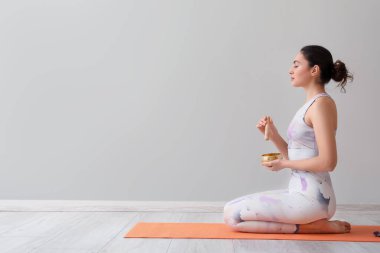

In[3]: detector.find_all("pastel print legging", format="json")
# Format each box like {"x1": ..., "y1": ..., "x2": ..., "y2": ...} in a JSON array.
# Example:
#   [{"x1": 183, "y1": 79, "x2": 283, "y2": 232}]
[{"x1": 223, "y1": 171, "x2": 336, "y2": 233}]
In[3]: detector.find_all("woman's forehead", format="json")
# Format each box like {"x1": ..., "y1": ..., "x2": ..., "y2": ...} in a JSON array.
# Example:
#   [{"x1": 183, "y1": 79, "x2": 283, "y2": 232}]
[{"x1": 293, "y1": 52, "x2": 306, "y2": 63}]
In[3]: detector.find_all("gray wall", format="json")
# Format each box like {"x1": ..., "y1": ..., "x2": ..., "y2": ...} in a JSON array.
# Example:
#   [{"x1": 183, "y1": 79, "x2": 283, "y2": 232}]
[{"x1": 0, "y1": 0, "x2": 379, "y2": 204}]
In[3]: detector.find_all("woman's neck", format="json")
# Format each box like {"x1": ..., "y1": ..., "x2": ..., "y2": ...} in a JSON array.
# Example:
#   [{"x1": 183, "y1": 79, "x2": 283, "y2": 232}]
[{"x1": 304, "y1": 86, "x2": 326, "y2": 102}]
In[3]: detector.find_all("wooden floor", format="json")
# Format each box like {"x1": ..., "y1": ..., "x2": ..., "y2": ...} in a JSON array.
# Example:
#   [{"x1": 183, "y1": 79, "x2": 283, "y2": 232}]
[{"x1": 0, "y1": 201, "x2": 379, "y2": 253}]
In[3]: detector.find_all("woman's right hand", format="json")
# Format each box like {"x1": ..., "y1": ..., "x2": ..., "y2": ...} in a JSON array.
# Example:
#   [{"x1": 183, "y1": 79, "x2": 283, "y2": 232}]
[{"x1": 256, "y1": 116, "x2": 279, "y2": 140}]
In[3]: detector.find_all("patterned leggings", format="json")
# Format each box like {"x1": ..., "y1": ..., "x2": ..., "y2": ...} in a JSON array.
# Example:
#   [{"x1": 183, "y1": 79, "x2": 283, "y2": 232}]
[{"x1": 223, "y1": 188, "x2": 335, "y2": 233}]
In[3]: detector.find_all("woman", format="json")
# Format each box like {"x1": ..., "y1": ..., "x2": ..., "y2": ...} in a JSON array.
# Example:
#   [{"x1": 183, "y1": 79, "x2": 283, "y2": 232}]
[{"x1": 223, "y1": 45, "x2": 353, "y2": 234}]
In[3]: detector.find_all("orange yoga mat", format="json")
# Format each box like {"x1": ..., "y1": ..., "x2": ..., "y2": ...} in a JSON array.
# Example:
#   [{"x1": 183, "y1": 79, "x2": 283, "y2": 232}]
[{"x1": 125, "y1": 222, "x2": 380, "y2": 242}]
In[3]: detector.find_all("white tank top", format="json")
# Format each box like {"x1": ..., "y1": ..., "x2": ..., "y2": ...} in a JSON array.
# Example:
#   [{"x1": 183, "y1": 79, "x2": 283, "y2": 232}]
[{"x1": 286, "y1": 92, "x2": 336, "y2": 218}]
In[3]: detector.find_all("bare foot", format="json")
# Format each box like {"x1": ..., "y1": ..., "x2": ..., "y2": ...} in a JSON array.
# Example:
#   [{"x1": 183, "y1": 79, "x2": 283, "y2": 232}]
[{"x1": 297, "y1": 219, "x2": 351, "y2": 234}]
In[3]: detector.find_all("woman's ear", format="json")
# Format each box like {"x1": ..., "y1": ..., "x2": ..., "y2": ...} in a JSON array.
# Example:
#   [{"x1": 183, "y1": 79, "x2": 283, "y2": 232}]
[{"x1": 311, "y1": 65, "x2": 320, "y2": 77}]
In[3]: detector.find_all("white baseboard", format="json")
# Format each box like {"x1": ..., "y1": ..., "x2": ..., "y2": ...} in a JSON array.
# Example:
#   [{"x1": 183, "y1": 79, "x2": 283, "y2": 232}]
[{"x1": 0, "y1": 200, "x2": 226, "y2": 212}]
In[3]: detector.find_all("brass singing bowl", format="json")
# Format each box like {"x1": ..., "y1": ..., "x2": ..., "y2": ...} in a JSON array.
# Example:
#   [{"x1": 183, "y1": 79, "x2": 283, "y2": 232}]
[{"x1": 261, "y1": 153, "x2": 282, "y2": 162}]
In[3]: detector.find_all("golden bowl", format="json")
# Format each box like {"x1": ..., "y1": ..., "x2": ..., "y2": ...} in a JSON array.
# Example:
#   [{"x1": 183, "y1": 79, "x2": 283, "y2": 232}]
[{"x1": 261, "y1": 152, "x2": 282, "y2": 162}]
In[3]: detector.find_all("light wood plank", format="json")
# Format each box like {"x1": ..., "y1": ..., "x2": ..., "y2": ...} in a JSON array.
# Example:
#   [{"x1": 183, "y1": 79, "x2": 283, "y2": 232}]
[
  {"x1": 99, "y1": 212, "x2": 183, "y2": 253},
  {"x1": 29, "y1": 212, "x2": 137, "y2": 253},
  {"x1": 166, "y1": 212, "x2": 234, "y2": 253},
  {"x1": 333, "y1": 212, "x2": 380, "y2": 225},
  {"x1": 0, "y1": 212, "x2": 41, "y2": 235},
  {"x1": 0, "y1": 212, "x2": 91, "y2": 237},
  {"x1": 233, "y1": 240, "x2": 372, "y2": 253},
  {"x1": 232, "y1": 211, "x2": 380, "y2": 253},
  {"x1": 0, "y1": 212, "x2": 136, "y2": 252},
  {"x1": 0, "y1": 237, "x2": 42, "y2": 253},
  {"x1": 0, "y1": 202, "x2": 379, "y2": 253}
]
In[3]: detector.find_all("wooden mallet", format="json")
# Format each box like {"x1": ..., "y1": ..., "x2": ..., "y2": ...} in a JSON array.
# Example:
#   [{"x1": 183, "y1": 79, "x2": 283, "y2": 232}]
[{"x1": 264, "y1": 116, "x2": 271, "y2": 141}]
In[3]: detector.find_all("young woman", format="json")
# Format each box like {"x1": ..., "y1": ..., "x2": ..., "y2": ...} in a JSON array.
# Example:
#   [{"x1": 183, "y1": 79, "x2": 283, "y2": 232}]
[{"x1": 223, "y1": 45, "x2": 353, "y2": 234}]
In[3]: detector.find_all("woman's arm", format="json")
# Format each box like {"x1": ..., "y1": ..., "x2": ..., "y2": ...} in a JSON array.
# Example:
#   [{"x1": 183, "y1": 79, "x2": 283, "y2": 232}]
[
  {"x1": 270, "y1": 132, "x2": 289, "y2": 160},
  {"x1": 263, "y1": 97, "x2": 338, "y2": 173}
]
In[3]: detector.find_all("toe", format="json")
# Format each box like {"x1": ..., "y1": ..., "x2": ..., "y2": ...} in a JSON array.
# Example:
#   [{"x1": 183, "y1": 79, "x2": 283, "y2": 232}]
[{"x1": 344, "y1": 222, "x2": 351, "y2": 233}]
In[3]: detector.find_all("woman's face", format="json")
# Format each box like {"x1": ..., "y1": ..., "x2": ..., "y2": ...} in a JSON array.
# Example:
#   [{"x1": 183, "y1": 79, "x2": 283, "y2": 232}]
[{"x1": 289, "y1": 52, "x2": 314, "y2": 87}]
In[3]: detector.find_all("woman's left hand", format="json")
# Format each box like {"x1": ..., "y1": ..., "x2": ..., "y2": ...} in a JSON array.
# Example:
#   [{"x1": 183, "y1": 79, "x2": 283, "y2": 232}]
[{"x1": 261, "y1": 159, "x2": 285, "y2": 172}]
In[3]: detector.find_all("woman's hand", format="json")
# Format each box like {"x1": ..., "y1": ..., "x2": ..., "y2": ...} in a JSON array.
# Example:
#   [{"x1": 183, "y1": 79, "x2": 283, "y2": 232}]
[
  {"x1": 261, "y1": 159, "x2": 285, "y2": 172},
  {"x1": 256, "y1": 116, "x2": 279, "y2": 141}
]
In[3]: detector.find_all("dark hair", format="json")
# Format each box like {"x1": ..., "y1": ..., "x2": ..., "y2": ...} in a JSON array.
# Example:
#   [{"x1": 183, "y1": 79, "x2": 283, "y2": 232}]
[{"x1": 300, "y1": 45, "x2": 353, "y2": 93}]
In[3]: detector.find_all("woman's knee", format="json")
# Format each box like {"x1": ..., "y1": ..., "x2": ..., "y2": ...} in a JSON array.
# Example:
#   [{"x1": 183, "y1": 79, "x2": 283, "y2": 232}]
[{"x1": 223, "y1": 203, "x2": 242, "y2": 228}]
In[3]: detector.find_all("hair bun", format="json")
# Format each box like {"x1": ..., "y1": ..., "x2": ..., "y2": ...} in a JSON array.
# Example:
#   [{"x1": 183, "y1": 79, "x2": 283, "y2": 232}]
[
  {"x1": 332, "y1": 60, "x2": 346, "y2": 82},
  {"x1": 332, "y1": 60, "x2": 353, "y2": 92}
]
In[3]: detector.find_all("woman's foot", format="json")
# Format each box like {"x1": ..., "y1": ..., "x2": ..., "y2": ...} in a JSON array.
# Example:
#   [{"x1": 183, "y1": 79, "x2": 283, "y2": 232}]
[{"x1": 297, "y1": 218, "x2": 351, "y2": 234}]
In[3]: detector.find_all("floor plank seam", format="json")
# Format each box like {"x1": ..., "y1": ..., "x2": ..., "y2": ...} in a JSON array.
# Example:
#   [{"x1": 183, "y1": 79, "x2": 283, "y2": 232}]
[
  {"x1": 96, "y1": 213, "x2": 140, "y2": 253},
  {"x1": 165, "y1": 238, "x2": 173, "y2": 253}
]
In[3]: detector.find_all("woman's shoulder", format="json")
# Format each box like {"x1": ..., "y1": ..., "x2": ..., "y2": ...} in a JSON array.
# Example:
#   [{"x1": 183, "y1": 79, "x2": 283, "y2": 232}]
[
  {"x1": 305, "y1": 94, "x2": 336, "y2": 115},
  {"x1": 305, "y1": 95, "x2": 337, "y2": 127},
  {"x1": 313, "y1": 95, "x2": 336, "y2": 109}
]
